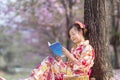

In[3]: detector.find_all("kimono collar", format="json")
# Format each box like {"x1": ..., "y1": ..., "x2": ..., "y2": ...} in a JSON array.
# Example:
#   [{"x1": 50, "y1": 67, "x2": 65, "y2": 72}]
[{"x1": 74, "y1": 40, "x2": 89, "y2": 48}]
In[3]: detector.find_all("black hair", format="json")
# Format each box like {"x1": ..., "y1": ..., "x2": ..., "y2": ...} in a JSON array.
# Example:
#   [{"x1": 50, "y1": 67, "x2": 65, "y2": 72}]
[{"x1": 68, "y1": 23, "x2": 88, "y2": 39}]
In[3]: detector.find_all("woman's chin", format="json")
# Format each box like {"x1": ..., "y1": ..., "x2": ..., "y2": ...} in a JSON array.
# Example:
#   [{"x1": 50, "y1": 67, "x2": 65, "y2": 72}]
[
  {"x1": 74, "y1": 41, "x2": 81, "y2": 44},
  {"x1": 72, "y1": 39, "x2": 79, "y2": 43},
  {"x1": 73, "y1": 41, "x2": 77, "y2": 43}
]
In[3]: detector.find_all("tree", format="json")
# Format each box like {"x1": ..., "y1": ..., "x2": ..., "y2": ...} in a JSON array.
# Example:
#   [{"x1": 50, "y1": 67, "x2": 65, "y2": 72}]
[
  {"x1": 12, "y1": 0, "x2": 83, "y2": 50},
  {"x1": 110, "y1": 0, "x2": 120, "y2": 69},
  {"x1": 0, "y1": 0, "x2": 84, "y2": 71},
  {"x1": 84, "y1": 0, "x2": 113, "y2": 80},
  {"x1": 60, "y1": 0, "x2": 74, "y2": 50}
]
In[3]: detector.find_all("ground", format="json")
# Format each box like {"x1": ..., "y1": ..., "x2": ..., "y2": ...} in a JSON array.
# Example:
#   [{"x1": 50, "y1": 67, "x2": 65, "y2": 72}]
[
  {"x1": 113, "y1": 69, "x2": 120, "y2": 80},
  {"x1": 0, "y1": 71, "x2": 29, "y2": 80}
]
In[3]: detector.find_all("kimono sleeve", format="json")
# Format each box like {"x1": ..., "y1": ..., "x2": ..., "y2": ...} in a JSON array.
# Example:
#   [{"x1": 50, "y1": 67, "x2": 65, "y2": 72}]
[{"x1": 74, "y1": 45, "x2": 95, "y2": 70}]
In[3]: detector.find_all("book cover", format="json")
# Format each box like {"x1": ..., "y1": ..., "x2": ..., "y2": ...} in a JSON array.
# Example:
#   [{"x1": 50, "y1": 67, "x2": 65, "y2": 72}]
[{"x1": 48, "y1": 42, "x2": 63, "y2": 56}]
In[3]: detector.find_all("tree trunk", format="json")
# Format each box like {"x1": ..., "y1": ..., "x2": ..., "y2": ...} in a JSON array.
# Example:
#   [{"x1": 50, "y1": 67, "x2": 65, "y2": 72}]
[
  {"x1": 111, "y1": 0, "x2": 118, "y2": 69},
  {"x1": 60, "y1": 0, "x2": 74, "y2": 50},
  {"x1": 110, "y1": 0, "x2": 120, "y2": 68},
  {"x1": 84, "y1": 0, "x2": 113, "y2": 80},
  {"x1": 115, "y1": 1, "x2": 120, "y2": 68},
  {"x1": 66, "y1": 0, "x2": 73, "y2": 50},
  {"x1": 105, "y1": 0, "x2": 118, "y2": 69}
]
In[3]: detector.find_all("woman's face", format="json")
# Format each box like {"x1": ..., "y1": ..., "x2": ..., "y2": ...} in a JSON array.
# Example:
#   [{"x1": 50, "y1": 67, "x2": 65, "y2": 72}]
[{"x1": 69, "y1": 27, "x2": 83, "y2": 43}]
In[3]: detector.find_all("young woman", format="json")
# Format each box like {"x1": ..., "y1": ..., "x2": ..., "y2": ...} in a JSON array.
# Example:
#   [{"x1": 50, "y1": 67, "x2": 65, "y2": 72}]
[{"x1": 24, "y1": 21, "x2": 95, "y2": 80}]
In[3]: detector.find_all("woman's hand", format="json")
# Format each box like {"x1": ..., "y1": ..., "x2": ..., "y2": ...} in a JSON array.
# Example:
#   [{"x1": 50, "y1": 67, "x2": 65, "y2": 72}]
[
  {"x1": 62, "y1": 47, "x2": 77, "y2": 62},
  {"x1": 62, "y1": 47, "x2": 69, "y2": 54}
]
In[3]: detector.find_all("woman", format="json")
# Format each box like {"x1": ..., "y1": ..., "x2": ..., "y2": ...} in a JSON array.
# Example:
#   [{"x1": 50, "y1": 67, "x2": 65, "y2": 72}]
[{"x1": 24, "y1": 21, "x2": 95, "y2": 80}]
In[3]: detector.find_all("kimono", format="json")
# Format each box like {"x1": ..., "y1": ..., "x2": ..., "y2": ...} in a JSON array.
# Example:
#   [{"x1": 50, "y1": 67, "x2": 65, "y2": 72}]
[{"x1": 24, "y1": 40, "x2": 95, "y2": 80}]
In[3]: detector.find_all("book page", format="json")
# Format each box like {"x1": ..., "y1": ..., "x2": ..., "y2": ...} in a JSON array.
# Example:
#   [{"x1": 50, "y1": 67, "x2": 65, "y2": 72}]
[{"x1": 48, "y1": 42, "x2": 51, "y2": 46}]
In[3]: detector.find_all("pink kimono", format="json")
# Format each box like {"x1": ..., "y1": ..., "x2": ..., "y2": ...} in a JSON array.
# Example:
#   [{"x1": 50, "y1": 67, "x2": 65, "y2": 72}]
[{"x1": 24, "y1": 40, "x2": 95, "y2": 80}]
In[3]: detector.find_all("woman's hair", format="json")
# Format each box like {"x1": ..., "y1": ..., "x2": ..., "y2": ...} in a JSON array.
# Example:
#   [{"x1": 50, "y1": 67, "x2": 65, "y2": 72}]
[{"x1": 68, "y1": 21, "x2": 88, "y2": 39}]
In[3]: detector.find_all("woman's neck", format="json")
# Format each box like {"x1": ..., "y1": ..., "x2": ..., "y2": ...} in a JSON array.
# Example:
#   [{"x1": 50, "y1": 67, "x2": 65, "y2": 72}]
[
  {"x1": 76, "y1": 38, "x2": 85, "y2": 44},
  {"x1": 81, "y1": 36, "x2": 85, "y2": 42},
  {"x1": 74, "y1": 40, "x2": 85, "y2": 48}
]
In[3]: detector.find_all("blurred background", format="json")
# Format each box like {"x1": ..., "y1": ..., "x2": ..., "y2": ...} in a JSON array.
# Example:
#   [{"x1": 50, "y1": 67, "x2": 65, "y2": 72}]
[{"x1": 0, "y1": 0, "x2": 119, "y2": 80}]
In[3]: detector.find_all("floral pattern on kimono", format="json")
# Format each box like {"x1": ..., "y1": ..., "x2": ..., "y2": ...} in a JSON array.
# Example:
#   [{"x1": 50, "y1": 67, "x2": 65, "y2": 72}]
[
  {"x1": 70, "y1": 41, "x2": 95, "y2": 76},
  {"x1": 24, "y1": 40, "x2": 95, "y2": 80}
]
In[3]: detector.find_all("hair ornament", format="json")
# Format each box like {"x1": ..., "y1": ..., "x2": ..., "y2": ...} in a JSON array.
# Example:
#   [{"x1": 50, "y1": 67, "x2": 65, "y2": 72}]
[{"x1": 75, "y1": 21, "x2": 85, "y2": 28}]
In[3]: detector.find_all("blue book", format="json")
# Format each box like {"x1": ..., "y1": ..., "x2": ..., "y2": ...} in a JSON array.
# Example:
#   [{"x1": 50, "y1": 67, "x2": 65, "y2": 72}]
[{"x1": 48, "y1": 42, "x2": 63, "y2": 56}]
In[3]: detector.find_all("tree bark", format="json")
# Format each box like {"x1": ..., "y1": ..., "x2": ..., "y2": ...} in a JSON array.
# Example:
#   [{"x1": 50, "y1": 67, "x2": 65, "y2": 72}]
[{"x1": 84, "y1": 0, "x2": 113, "y2": 80}]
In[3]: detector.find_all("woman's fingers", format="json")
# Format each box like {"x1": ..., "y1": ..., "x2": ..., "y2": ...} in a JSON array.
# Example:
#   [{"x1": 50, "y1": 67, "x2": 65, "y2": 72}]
[{"x1": 62, "y1": 47, "x2": 68, "y2": 53}]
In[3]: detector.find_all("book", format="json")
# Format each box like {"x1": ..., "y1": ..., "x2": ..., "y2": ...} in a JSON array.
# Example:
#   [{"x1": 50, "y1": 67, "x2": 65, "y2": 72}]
[{"x1": 48, "y1": 42, "x2": 63, "y2": 56}]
